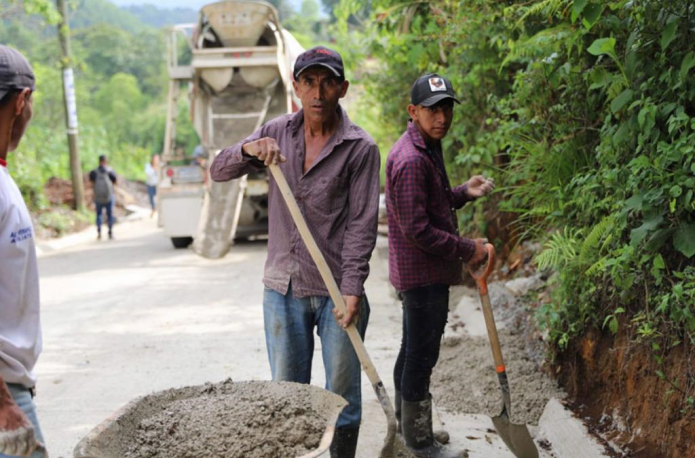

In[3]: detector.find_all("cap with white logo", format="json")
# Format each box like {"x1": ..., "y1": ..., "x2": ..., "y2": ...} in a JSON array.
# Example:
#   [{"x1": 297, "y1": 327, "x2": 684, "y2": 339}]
[{"x1": 410, "y1": 73, "x2": 460, "y2": 107}]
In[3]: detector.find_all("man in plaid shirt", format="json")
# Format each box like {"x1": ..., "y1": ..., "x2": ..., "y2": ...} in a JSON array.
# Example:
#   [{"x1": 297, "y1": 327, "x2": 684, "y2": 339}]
[{"x1": 386, "y1": 73, "x2": 494, "y2": 458}]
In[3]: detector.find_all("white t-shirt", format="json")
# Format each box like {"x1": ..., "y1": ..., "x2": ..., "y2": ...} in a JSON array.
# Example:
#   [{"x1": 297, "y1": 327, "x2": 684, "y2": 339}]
[
  {"x1": 145, "y1": 162, "x2": 158, "y2": 187},
  {"x1": 0, "y1": 164, "x2": 42, "y2": 388}
]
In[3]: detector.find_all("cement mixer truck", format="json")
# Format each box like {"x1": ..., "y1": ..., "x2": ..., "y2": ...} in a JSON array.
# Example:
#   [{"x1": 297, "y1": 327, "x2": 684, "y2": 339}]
[{"x1": 157, "y1": 0, "x2": 303, "y2": 257}]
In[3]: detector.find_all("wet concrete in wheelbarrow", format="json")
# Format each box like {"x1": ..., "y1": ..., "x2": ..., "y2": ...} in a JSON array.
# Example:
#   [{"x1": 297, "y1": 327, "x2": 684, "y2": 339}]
[{"x1": 77, "y1": 379, "x2": 346, "y2": 458}]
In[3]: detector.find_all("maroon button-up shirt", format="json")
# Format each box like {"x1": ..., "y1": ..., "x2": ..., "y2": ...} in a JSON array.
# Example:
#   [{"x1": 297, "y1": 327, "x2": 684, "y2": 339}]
[
  {"x1": 386, "y1": 121, "x2": 476, "y2": 292},
  {"x1": 210, "y1": 107, "x2": 381, "y2": 298}
]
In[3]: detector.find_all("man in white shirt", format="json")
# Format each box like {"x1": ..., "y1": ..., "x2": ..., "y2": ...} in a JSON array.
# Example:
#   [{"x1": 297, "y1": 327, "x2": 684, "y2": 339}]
[{"x1": 0, "y1": 45, "x2": 45, "y2": 458}]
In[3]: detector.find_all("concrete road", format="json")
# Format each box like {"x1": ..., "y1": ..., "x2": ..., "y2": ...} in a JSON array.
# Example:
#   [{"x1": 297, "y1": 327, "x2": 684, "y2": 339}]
[{"x1": 35, "y1": 218, "x2": 548, "y2": 457}]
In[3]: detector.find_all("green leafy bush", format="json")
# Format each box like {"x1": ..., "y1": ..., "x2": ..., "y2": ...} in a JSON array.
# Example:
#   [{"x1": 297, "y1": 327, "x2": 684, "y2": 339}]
[{"x1": 335, "y1": 0, "x2": 695, "y2": 348}]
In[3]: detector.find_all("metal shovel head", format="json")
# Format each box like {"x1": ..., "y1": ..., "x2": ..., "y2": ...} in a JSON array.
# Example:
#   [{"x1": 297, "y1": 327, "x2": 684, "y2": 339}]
[
  {"x1": 491, "y1": 404, "x2": 539, "y2": 458},
  {"x1": 73, "y1": 380, "x2": 348, "y2": 458}
]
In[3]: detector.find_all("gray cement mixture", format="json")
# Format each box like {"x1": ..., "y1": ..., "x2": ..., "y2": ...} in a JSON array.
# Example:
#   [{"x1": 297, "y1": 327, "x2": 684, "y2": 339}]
[
  {"x1": 81, "y1": 380, "x2": 345, "y2": 458},
  {"x1": 431, "y1": 329, "x2": 564, "y2": 426}
]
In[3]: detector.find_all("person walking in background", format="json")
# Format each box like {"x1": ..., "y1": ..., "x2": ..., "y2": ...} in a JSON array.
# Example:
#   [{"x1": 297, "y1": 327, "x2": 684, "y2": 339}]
[
  {"x1": 386, "y1": 73, "x2": 495, "y2": 458},
  {"x1": 0, "y1": 44, "x2": 47, "y2": 458},
  {"x1": 89, "y1": 155, "x2": 117, "y2": 240},
  {"x1": 145, "y1": 154, "x2": 159, "y2": 217}
]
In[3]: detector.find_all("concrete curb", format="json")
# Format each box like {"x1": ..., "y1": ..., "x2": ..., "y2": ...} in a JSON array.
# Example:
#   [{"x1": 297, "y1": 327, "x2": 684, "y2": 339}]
[
  {"x1": 537, "y1": 398, "x2": 609, "y2": 457},
  {"x1": 35, "y1": 205, "x2": 150, "y2": 258}
]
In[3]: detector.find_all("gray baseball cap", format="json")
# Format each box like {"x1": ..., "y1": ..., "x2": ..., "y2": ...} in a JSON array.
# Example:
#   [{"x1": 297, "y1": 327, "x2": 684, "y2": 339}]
[{"x1": 0, "y1": 45, "x2": 35, "y2": 100}]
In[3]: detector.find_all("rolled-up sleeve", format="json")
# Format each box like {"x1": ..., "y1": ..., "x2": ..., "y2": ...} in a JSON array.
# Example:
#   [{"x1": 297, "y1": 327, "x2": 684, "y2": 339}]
[
  {"x1": 392, "y1": 157, "x2": 475, "y2": 262},
  {"x1": 210, "y1": 126, "x2": 268, "y2": 182},
  {"x1": 339, "y1": 144, "x2": 381, "y2": 297}
]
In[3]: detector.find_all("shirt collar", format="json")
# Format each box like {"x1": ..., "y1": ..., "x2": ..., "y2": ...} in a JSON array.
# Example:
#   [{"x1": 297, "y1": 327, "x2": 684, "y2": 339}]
[
  {"x1": 407, "y1": 120, "x2": 443, "y2": 154},
  {"x1": 0, "y1": 158, "x2": 6, "y2": 168},
  {"x1": 289, "y1": 105, "x2": 360, "y2": 142}
]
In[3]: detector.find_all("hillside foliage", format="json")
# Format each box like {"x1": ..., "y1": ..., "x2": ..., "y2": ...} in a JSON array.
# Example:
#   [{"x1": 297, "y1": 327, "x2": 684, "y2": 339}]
[{"x1": 334, "y1": 0, "x2": 695, "y2": 358}]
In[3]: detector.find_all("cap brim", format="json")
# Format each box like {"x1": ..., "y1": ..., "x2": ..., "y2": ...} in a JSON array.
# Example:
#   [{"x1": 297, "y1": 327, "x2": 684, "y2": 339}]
[
  {"x1": 420, "y1": 94, "x2": 460, "y2": 107},
  {"x1": 295, "y1": 63, "x2": 341, "y2": 79},
  {"x1": 0, "y1": 88, "x2": 8, "y2": 100}
]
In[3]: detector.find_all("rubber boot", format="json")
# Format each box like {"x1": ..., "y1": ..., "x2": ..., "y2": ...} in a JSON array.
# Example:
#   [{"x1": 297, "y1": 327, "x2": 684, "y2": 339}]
[
  {"x1": 401, "y1": 397, "x2": 466, "y2": 458},
  {"x1": 395, "y1": 390, "x2": 402, "y2": 434},
  {"x1": 330, "y1": 426, "x2": 359, "y2": 458},
  {"x1": 399, "y1": 391, "x2": 449, "y2": 443},
  {"x1": 430, "y1": 393, "x2": 450, "y2": 445}
]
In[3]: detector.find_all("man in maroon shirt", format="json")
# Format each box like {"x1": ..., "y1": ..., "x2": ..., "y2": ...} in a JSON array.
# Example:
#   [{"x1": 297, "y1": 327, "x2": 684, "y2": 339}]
[
  {"x1": 210, "y1": 47, "x2": 380, "y2": 458},
  {"x1": 386, "y1": 74, "x2": 494, "y2": 457}
]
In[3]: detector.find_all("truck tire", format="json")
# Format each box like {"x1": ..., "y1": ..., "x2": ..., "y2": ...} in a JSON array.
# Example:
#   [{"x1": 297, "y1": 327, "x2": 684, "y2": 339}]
[{"x1": 171, "y1": 237, "x2": 194, "y2": 249}]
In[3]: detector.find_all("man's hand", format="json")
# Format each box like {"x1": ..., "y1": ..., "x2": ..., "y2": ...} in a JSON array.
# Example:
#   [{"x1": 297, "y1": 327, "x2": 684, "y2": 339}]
[
  {"x1": 467, "y1": 238, "x2": 489, "y2": 270},
  {"x1": 466, "y1": 175, "x2": 495, "y2": 198},
  {"x1": 0, "y1": 397, "x2": 40, "y2": 457},
  {"x1": 333, "y1": 295, "x2": 360, "y2": 329},
  {"x1": 242, "y1": 137, "x2": 287, "y2": 166}
]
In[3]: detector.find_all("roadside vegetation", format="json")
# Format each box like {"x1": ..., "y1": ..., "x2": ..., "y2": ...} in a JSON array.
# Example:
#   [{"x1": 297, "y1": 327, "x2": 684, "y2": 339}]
[
  {"x1": 335, "y1": 0, "x2": 694, "y2": 356},
  {"x1": 2, "y1": 0, "x2": 693, "y2": 452},
  {"x1": 333, "y1": 0, "x2": 695, "y2": 451}
]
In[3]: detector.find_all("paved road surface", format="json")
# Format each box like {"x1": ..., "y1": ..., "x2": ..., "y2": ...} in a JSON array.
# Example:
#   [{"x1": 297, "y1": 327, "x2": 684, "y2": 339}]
[{"x1": 35, "y1": 218, "x2": 548, "y2": 457}]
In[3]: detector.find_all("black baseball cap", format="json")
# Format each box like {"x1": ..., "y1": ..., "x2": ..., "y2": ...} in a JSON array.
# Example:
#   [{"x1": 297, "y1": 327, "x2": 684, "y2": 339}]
[
  {"x1": 293, "y1": 46, "x2": 345, "y2": 81},
  {"x1": 0, "y1": 45, "x2": 35, "y2": 100},
  {"x1": 410, "y1": 73, "x2": 460, "y2": 107}
]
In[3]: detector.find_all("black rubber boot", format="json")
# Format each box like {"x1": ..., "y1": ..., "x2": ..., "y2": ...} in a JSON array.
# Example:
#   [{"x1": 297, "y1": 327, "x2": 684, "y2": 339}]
[
  {"x1": 401, "y1": 397, "x2": 466, "y2": 458},
  {"x1": 430, "y1": 393, "x2": 450, "y2": 445},
  {"x1": 330, "y1": 426, "x2": 359, "y2": 458},
  {"x1": 395, "y1": 390, "x2": 402, "y2": 434}
]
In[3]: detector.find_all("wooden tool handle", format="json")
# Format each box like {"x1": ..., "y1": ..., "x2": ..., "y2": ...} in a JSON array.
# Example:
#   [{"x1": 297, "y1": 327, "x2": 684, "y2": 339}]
[
  {"x1": 268, "y1": 163, "x2": 381, "y2": 385},
  {"x1": 469, "y1": 244, "x2": 506, "y2": 374}
]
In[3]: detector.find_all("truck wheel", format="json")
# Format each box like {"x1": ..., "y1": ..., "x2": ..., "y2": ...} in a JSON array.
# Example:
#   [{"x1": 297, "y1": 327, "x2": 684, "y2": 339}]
[{"x1": 171, "y1": 237, "x2": 193, "y2": 249}]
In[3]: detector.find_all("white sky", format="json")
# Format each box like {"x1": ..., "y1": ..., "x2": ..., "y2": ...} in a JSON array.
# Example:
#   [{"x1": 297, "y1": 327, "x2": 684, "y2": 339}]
[{"x1": 109, "y1": 0, "x2": 303, "y2": 11}]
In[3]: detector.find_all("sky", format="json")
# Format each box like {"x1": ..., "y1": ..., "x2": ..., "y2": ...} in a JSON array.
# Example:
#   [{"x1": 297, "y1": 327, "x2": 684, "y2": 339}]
[{"x1": 110, "y1": 0, "x2": 303, "y2": 11}]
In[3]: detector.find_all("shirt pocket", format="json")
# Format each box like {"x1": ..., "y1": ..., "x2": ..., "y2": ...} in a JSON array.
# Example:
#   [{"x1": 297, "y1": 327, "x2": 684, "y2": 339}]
[{"x1": 311, "y1": 173, "x2": 348, "y2": 214}]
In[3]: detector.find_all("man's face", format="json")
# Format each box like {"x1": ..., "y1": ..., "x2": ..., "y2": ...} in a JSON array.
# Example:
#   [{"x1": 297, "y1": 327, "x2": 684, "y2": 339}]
[
  {"x1": 408, "y1": 99, "x2": 454, "y2": 143},
  {"x1": 293, "y1": 67, "x2": 349, "y2": 124},
  {"x1": 8, "y1": 89, "x2": 33, "y2": 152}
]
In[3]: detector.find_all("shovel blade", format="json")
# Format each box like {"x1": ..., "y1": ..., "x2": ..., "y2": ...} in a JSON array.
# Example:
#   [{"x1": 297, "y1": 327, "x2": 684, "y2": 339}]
[{"x1": 491, "y1": 414, "x2": 539, "y2": 458}]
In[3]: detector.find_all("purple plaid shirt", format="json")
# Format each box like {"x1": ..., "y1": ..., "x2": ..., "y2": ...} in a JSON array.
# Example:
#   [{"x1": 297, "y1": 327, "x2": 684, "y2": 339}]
[
  {"x1": 210, "y1": 107, "x2": 380, "y2": 298},
  {"x1": 386, "y1": 121, "x2": 476, "y2": 291}
]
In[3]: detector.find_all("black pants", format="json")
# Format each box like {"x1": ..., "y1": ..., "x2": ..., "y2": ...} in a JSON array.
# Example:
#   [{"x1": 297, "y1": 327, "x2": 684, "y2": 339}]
[{"x1": 394, "y1": 283, "x2": 449, "y2": 402}]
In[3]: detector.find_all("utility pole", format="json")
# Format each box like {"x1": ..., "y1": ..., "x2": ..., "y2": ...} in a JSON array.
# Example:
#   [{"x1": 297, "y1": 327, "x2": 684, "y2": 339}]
[{"x1": 56, "y1": 0, "x2": 85, "y2": 211}]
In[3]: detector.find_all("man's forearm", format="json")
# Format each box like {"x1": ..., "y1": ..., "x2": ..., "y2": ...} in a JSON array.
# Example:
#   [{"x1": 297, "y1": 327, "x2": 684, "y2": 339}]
[
  {"x1": 451, "y1": 183, "x2": 473, "y2": 208},
  {"x1": 210, "y1": 145, "x2": 263, "y2": 182}
]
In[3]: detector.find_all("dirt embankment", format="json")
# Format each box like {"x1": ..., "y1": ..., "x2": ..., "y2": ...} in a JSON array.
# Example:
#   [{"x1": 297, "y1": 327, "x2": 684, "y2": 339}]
[
  {"x1": 44, "y1": 175, "x2": 149, "y2": 213},
  {"x1": 557, "y1": 326, "x2": 695, "y2": 458},
  {"x1": 35, "y1": 176, "x2": 149, "y2": 238}
]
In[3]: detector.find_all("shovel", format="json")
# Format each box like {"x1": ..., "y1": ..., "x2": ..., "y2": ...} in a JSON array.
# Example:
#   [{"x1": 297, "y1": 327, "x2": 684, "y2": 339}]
[
  {"x1": 268, "y1": 163, "x2": 398, "y2": 458},
  {"x1": 468, "y1": 244, "x2": 539, "y2": 458}
]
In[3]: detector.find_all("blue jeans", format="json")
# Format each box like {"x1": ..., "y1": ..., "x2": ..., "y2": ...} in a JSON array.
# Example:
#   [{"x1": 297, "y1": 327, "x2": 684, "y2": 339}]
[
  {"x1": 95, "y1": 199, "x2": 114, "y2": 234},
  {"x1": 147, "y1": 185, "x2": 157, "y2": 210},
  {"x1": 394, "y1": 284, "x2": 449, "y2": 402},
  {"x1": 0, "y1": 384, "x2": 45, "y2": 458},
  {"x1": 263, "y1": 284, "x2": 370, "y2": 429}
]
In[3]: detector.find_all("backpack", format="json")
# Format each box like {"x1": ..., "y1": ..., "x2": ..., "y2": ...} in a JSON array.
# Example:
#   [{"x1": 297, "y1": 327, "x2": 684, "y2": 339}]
[{"x1": 94, "y1": 168, "x2": 114, "y2": 204}]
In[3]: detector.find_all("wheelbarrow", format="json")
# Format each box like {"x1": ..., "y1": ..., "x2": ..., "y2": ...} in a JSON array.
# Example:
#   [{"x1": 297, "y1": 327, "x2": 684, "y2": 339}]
[{"x1": 73, "y1": 380, "x2": 347, "y2": 458}]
